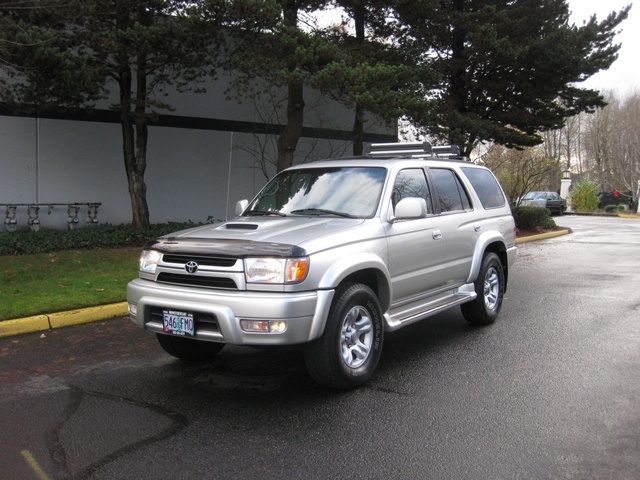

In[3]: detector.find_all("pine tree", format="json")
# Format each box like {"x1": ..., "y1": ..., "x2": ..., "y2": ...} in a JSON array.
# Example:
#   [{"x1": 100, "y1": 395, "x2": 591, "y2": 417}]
[
  {"x1": 394, "y1": 0, "x2": 631, "y2": 155},
  {"x1": 1, "y1": 0, "x2": 220, "y2": 229}
]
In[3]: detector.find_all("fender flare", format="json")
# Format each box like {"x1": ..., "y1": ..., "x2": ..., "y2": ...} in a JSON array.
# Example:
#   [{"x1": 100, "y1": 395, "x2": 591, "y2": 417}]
[
  {"x1": 467, "y1": 232, "x2": 508, "y2": 283},
  {"x1": 317, "y1": 252, "x2": 392, "y2": 312}
]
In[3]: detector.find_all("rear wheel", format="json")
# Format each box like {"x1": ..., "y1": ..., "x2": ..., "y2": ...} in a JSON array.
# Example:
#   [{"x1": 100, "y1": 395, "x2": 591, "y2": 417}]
[
  {"x1": 156, "y1": 333, "x2": 224, "y2": 361},
  {"x1": 461, "y1": 252, "x2": 504, "y2": 326},
  {"x1": 304, "y1": 283, "x2": 384, "y2": 389}
]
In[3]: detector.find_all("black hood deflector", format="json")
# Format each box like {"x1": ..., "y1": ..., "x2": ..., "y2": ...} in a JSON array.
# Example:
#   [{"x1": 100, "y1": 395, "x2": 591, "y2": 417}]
[{"x1": 144, "y1": 237, "x2": 307, "y2": 258}]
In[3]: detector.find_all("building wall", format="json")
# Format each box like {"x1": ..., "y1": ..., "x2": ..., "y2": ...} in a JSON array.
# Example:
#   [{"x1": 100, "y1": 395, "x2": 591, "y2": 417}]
[{"x1": 0, "y1": 80, "x2": 395, "y2": 232}]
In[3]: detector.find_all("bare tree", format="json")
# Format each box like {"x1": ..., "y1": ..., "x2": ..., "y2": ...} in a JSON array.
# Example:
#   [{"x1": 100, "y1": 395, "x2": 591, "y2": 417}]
[
  {"x1": 479, "y1": 145, "x2": 556, "y2": 205},
  {"x1": 233, "y1": 84, "x2": 351, "y2": 181},
  {"x1": 580, "y1": 90, "x2": 640, "y2": 210}
]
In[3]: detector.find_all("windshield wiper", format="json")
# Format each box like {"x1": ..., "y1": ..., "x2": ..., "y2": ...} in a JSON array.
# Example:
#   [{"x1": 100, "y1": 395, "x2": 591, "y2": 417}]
[
  {"x1": 291, "y1": 208, "x2": 356, "y2": 218},
  {"x1": 245, "y1": 209, "x2": 287, "y2": 217}
]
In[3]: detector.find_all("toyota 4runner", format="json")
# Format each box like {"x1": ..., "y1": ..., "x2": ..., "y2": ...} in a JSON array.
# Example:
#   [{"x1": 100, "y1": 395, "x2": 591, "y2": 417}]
[{"x1": 127, "y1": 142, "x2": 517, "y2": 389}]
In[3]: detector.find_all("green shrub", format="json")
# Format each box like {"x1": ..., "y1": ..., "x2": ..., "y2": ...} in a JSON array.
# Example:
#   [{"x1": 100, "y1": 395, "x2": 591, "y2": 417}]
[
  {"x1": 569, "y1": 180, "x2": 599, "y2": 212},
  {"x1": 605, "y1": 205, "x2": 618, "y2": 213},
  {"x1": 0, "y1": 222, "x2": 198, "y2": 256},
  {"x1": 512, "y1": 206, "x2": 556, "y2": 230}
]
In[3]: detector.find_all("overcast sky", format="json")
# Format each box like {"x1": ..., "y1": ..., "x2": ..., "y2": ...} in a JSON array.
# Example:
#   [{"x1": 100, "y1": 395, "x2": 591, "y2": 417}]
[{"x1": 567, "y1": 0, "x2": 638, "y2": 94}]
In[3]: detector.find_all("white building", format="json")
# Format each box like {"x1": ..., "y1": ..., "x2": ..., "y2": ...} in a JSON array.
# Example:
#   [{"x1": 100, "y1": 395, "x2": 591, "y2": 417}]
[{"x1": 1, "y1": 74, "x2": 395, "y2": 231}]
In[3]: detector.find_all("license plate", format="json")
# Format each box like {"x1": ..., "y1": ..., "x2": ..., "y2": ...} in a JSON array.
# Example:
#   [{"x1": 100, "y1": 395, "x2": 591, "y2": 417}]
[{"x1": 162, "y1": 310, "x2": 195, "y2": 336}]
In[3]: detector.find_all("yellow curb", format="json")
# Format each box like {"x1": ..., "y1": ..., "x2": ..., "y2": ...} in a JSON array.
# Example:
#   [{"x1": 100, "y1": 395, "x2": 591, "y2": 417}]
[
  {"x1": 0, "y1": 302, "x2": 128, "y2": 338},
  {"x1": 0, "y1": 315, "x2": 50, "y2": 338},
  {"x1": 516, "y1": 229, "x2": 570, "y2": 244},
  {"x1": 48, "y1": 302, "x2": 129, "y2": 329}
]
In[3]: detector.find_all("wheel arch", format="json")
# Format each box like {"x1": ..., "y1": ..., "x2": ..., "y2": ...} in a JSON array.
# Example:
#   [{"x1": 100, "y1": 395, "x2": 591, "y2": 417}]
[
  {"x1": 468, "y1": 236, "x2": 509, "y2": 291},
  {"x1": 318, "y1": 253, "x2": 391, "y2": 313}
]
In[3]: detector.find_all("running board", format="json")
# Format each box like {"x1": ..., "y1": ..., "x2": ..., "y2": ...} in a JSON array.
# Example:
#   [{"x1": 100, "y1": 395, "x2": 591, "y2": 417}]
[{"x1": 384, "y1": 286, "x2": 476, "y2": 332}]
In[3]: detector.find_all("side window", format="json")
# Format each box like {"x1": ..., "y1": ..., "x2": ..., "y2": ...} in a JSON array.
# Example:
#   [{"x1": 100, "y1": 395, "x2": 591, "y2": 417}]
[
  {"x1": 460, "y1": 167, "x2": 506, "y2": 209},
  {"x1": 392, "y1": 168, "x2": 433, "y2": 214},
  {"x1": 429, "y1": 168, "x2": 472, "y2": 213}
]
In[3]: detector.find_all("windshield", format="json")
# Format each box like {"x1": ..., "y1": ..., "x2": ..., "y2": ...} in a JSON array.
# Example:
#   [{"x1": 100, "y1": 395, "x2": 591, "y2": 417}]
[
  {"x1": 245, "y1": 167, "x2": 387, "y2": 218},
  {"x1": 522, "y1": 192, "x2": 546, "y2": 200}
]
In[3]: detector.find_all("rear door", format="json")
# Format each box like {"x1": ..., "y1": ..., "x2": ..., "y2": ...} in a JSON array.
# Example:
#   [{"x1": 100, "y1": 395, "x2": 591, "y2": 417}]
[
  {"x1": 546, "y1": 192, "x2": 562, "y2": 212},
  {"x1": 428, "y1": 167, "x2": 477, "y2": 287}
]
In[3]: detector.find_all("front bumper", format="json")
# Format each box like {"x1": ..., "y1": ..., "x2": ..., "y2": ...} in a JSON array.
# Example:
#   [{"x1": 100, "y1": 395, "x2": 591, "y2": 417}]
[{"x1": 126, "y1": 279, "x2": 334, "y2": 346}]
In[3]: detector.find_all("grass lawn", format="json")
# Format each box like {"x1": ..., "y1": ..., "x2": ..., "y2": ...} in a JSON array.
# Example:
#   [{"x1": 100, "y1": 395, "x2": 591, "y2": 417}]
[{"x1": 0, "y1": 247, "x2": 140, "y2": 320}]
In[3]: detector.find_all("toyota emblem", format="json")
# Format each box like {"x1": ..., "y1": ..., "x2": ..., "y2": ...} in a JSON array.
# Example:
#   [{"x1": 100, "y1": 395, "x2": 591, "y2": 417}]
[{"x1": 185, "y1": 260, "x2": 199, "y2": 274}]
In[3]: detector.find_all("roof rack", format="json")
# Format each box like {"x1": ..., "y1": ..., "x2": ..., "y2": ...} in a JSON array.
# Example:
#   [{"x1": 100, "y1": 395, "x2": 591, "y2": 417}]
[{"x1": 364, "y1": 141, "x2": 465, "y2": 159}]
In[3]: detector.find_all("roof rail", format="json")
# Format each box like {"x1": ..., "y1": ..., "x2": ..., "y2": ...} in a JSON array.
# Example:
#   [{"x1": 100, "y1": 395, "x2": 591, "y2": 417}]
[{"x1": 364, "y1": 141, "x2": 463, "y2": 159}]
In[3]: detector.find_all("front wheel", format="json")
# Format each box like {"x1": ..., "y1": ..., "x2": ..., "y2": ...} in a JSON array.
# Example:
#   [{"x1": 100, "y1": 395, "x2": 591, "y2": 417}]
[
  {"x1": 304, "y1": 283, "x2": 384, "y2": 389},
  {"x1": 461, "y1": 252, "x2": 505, "y2": 326},
  {"x1": 156, "y1": 333, "x2": 224, "y2": 362}
]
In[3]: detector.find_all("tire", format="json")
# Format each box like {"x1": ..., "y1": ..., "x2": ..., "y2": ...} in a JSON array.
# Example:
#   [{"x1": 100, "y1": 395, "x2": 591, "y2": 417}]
[
  {"x1": 304, "y1": 283, "x2": 384, "y2": 389},
  {"x1": 156, "y1": 333, "x2": 224, "y2": 362},
  {"x1": 461, "y1": 252, "x2": 504, "y2": 326}
]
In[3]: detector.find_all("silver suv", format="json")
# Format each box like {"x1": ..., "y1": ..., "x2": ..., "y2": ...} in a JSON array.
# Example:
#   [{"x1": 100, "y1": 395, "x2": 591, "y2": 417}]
[{"x1": 127, "y1": 142, "x2": 517, "y2": 389}]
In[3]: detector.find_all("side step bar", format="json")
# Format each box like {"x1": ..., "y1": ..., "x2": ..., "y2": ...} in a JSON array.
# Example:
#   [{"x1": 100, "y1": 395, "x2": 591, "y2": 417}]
[{"x1": 384, "y1": 287, "x2": 476, "y2": 332}]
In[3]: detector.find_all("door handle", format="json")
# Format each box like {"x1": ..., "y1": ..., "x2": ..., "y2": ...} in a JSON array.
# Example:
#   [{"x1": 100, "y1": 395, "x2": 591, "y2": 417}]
[
  {"x1": 433, "y1": 229, "x2": 442, "y2": 240},
  {"x1": 474, "y1": 224, "x2": 482, "y2": 232}
]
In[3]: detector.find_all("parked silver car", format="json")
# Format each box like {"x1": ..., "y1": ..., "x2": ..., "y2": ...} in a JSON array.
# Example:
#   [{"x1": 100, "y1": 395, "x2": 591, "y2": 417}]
[
  {"x1": 127, "y1": 142, "x2": 517, "y2": 389},
  {"x1": 519, "y1": 191, "x2": 566, "y2": 215}
]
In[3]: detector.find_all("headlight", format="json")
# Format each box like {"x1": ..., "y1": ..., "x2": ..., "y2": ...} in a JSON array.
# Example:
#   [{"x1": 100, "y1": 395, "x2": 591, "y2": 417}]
[
  {"x1": 139, "y1": 249, "x2": 161, "y2": 274},
  {"x1": 245, "y1": 257, "x2": 309, "y2": 284}
]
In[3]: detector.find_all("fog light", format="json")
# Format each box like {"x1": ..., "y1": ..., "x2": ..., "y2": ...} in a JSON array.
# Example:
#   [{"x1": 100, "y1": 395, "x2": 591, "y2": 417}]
[
  {"x1": 269, "y1": 321, "x2": 287, "y2": 333},
  {"x1": 128, "y1": 302, "x2": 137, "y2": 317},
  {"x1": 240, "y1": 320, "x2": 287, "y2": 333}
]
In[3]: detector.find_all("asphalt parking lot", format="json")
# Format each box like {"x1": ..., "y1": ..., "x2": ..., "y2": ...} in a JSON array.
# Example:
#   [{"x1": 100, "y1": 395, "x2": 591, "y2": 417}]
[{"x1": 0, "y1": 214, "x2": 639, "y2": 480}]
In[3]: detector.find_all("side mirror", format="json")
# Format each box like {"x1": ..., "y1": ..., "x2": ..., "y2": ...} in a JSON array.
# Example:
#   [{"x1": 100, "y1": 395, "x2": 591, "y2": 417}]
[
  {"x1": 392, "y1": 197, "x2": 427, "y2": 222},
  {"x1": 235, "y1": 199, "x2": 249, "y2": 216}
]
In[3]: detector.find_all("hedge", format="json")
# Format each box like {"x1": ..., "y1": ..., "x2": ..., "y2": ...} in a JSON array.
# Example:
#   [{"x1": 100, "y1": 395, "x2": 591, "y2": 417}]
[
  {"x1": 0, "y1": 222, "x2": 199, "y2": 256},
  {"x1": 511, "y1": 206, "x2": 556, "y2": 230}
]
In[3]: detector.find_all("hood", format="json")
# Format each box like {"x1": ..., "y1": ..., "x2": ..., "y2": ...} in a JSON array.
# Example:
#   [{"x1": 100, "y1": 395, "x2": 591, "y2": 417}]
[{"x1": 147, "y1": 216, "x2": 368, "y2": 257}]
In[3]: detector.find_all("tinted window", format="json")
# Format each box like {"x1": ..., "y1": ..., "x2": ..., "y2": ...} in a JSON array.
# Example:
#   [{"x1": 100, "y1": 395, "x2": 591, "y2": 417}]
[
  {"x1": 429, "y1": 168, "x2": 471, "y2": 213},
  {"x1": 392, "y1": 168, "x2": 433, "y2": 214},
  {"x1": 461, "y1": 167, "x2": 506, "y2": 209}
]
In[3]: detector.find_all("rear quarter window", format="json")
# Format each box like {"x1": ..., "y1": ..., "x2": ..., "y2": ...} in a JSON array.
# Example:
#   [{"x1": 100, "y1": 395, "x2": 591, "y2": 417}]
[{"x1": 461, "y1": 167, "x2": 506, "y2": 209}]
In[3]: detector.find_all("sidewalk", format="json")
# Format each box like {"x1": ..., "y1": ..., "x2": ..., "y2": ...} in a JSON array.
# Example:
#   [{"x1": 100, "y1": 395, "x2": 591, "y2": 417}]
[{"x1": 0, "y1": 228, "x2": 571, "y2": 338}]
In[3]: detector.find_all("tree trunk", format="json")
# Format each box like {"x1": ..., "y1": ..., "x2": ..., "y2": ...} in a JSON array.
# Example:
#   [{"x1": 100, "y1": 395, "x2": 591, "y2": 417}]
[
  {"x1": 353, "y1": 103, "x2": 364, "y2": 155},
  {"x1": 119, "y1": 62, "x2": 150, "y2": 230},
  {"x1": 277, "y1": 79, "x2": 305, "y2": 172},
  {"x1": 352, "y1": 0, "x2": 365, "y2": 156},
  {"x1": 276, "y1": 2, "x2": 304, "y2": 172}
]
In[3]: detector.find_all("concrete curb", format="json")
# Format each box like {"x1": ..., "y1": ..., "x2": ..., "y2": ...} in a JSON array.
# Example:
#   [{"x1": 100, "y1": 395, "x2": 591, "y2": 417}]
[
  {"x1": 0, "y1": 228, "x2": 573, "y2": 339},
  {"x1": 0, "y1": 302, "x2": 128, "y2": 338},
  {"x1": 515, "y1": 228, "x2": 571, "y2": 244}
]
